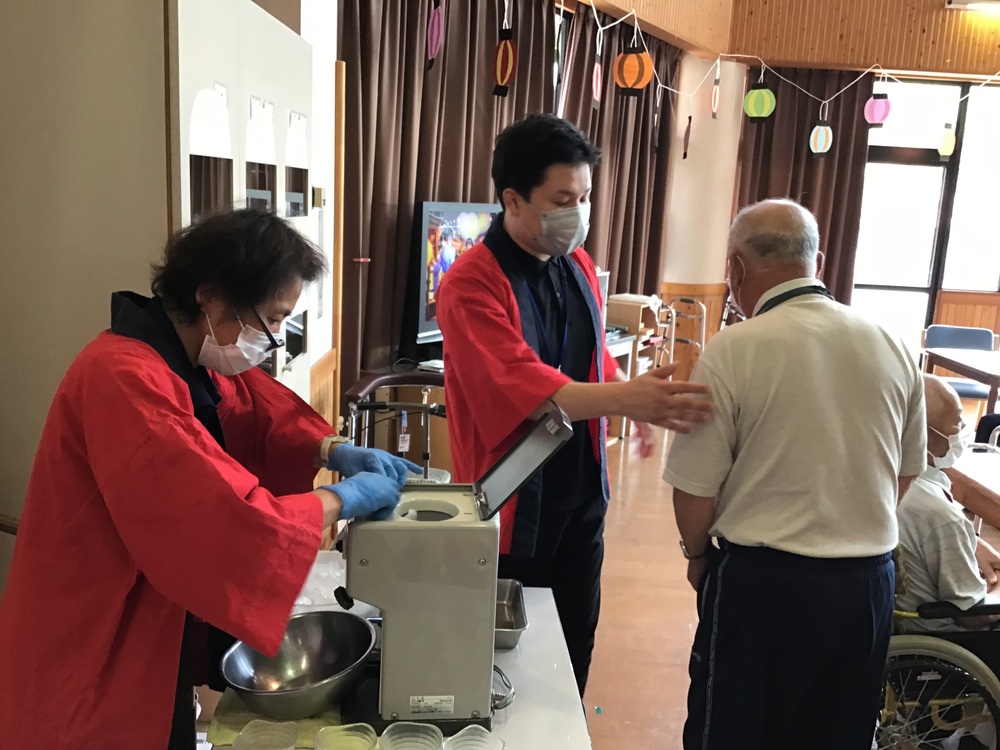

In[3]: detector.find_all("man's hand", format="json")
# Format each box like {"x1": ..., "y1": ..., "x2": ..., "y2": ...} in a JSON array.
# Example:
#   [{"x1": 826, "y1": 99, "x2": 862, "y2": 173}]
[
  {"x1": 687, "y1": 556, "x2": 709, "y2": 591},
  {"x1": 621, "y1": 364, "x2": 714, "y2": 433},
  {"x1": 976, "y1": 538, "x2": 1000, "y2": 587}
]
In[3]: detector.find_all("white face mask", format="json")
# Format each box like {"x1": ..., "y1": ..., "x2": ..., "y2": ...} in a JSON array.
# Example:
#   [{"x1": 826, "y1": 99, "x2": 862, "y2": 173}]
[
  {"x1": 929, "y1": 424, "x2": 971, "y2": 470},
  {"x1": 197, "y1": 315, "x2": 274, "y2": 376},
  {"x1": 530, "y1": 202, "x2": 591, "y2": 257}
]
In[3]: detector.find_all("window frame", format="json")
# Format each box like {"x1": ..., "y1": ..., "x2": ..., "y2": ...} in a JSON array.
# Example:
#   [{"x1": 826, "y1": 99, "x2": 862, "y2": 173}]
[{"x1": 855, "y1": 80, "x2": 1000, "y2": 328}]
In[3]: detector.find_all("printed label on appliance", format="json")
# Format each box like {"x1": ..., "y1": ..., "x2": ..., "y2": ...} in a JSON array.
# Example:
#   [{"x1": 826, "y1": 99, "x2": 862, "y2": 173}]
[
  {"x1": 398, "y1": 433, "x2": 411, "y2": 453},
  {"x1": 409, "y1": 695, "x2": 455, "y2": 715}
]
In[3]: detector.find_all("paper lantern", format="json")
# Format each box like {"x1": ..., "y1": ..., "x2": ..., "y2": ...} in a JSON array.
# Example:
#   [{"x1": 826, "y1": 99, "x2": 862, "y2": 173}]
[
  {"x1": 613, "y1": 45, "x2": 654, "y2": 96},
  {"x1": 493, "y1": 27, "x2": 517, "y2": 97},
  {"x1": 810, "y1": 121, "x2": 833, "y2": 155},
  {"x1": 864, "y1": 92, "x2": 891, "y2": 127},
  {"x1": 940, "y1": 122, "x2": 957, "y2": 160},
  {"x1": 683, "y1": 116, "x2": 693, "y2": 159},
  {"x1": 743, "y1": 82, "x2": 776, "y2": 122},
  {"x1": 427, "y1": 0, "x2": 444, "y2": 65},
  {"x1": 592, "y1": 51, "x2": 603, "y2": 110},
  {"x1": 711, "y1": 60, "x2": 721, "y2": 120}
]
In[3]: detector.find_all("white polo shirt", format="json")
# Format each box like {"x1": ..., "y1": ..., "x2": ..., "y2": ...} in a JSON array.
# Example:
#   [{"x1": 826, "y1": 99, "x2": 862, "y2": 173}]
[
  {"x1": 664, "y1": 278, "x2": 927, "y2": 558},
  {"x1": 896, "y1": 467, "x2": 986, "y2": 633}
]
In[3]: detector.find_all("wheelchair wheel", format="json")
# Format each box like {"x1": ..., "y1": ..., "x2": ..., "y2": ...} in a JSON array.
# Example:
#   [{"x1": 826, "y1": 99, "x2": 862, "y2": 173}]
[{"x1": 878, "y1": 635, "x2": 1000, "y2": 749}]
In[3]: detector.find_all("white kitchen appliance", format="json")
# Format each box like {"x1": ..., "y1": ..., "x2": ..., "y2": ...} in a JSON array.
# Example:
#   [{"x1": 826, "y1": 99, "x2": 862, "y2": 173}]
[{"x1": 335, "y1": 406, "x2": 572, "y2": 734}]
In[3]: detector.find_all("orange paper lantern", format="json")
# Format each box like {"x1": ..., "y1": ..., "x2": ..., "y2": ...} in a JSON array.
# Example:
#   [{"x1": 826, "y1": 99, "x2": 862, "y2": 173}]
[
  {"x1": 613, "y1": 45, "x2": 653, "y2": 97},
  {"x1": 493, "y1": 28, "x2": 517, "y2": 98}
]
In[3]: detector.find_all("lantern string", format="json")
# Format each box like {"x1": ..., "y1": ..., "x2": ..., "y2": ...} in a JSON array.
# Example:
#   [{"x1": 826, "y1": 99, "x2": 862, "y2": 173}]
[
  {"x1": 502, "y1": 0, "x2": 511, "y2": 30},
  {"x1": 587, "y1": 3, "x2": 1000, "y2": 108},
  {"x1": 957, "y1": 69, "x2": 1000, "y2": 102}
]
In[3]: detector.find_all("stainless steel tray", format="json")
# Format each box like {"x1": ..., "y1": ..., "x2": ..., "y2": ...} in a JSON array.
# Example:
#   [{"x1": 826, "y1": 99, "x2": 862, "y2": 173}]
[{"x1": 495, "y1": 579, "x2": 527, "y2": 650}]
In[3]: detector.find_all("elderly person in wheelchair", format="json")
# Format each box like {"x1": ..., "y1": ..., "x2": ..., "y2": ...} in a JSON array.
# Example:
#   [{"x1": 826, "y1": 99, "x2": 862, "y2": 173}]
[{"x1": 879, "y1": 375, "x2": 1000, "y2": 749}]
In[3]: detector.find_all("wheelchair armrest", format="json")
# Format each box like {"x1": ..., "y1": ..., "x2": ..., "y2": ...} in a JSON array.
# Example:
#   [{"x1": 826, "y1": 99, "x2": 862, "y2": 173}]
[{"x1": 917, "y1": 595, "x2": 1000, "y2": 620}]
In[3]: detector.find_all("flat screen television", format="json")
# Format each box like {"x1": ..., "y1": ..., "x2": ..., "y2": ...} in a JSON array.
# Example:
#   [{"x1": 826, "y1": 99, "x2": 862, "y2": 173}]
[{"x1": 416, "y1": 201, "x2": 502, "y2": 344}]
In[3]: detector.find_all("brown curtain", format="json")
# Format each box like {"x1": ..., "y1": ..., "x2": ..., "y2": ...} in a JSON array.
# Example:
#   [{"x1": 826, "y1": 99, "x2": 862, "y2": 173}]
[
  {"x1": 560, "y1": 9, "x2": 682, "y2": 296},
  {"x1": 339, "y1": 0, "x2": 555, "y2": 388},
  {"x1": 736, "y1": 68, "x2": 874, "y2": 304}
]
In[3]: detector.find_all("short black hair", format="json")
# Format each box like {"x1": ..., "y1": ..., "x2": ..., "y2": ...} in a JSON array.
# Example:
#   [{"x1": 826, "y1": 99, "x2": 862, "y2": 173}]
[
  {"x1": 151, "y1": 208, "x2": 327, "y2": 323},
  {"x1": 492, "y1": 114, "x2": 601, "y2": 207}
]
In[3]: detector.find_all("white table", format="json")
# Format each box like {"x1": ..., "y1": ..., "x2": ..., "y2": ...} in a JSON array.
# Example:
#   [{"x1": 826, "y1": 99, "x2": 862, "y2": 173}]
[
  {"x1": 492, "y1": 588, "x2": 593, "y2": 748},
  {"x1": 291, "y1": 588, "x2": 592, "y2": 749}
]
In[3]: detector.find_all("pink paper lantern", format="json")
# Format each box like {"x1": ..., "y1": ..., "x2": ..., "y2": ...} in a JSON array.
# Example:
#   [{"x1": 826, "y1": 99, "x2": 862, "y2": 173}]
[
  {"x1": 427, "y1": 0, "x2": 444, "y2": 64},
  {"x1": 864, "y1": 93, "x2": 891, "y2": 127}
]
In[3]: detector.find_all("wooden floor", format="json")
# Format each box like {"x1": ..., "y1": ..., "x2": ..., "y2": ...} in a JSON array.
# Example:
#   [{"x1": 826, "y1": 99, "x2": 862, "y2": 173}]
[{"x1": 585, "y1": 430, "x2": 693, "y2": 747}]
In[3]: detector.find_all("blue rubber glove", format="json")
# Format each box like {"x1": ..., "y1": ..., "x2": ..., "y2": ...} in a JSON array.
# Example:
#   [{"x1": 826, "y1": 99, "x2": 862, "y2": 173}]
[
  {"x1": 324, "y1": 472, "x2": 403, "y2": 521},
  {"x1": 327, "y1": 444, "x2": 422, "y2": 484}
]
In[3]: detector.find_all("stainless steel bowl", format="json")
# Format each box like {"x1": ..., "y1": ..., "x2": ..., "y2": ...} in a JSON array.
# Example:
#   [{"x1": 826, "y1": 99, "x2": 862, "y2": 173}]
[{"x1": 221, "y1": 610, "x2": 376, "y2": 720}]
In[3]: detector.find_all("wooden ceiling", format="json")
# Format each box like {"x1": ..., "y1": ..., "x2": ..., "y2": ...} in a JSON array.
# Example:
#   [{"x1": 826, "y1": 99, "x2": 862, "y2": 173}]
[{"x1": 586, "y1": 0, "x2": 1000, "y2": 77}]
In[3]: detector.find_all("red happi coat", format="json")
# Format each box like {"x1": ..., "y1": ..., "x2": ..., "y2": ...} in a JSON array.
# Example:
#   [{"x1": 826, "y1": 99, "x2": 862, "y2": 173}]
[
  {"x1": 0, "y1": 321, "x2": 330, "y2": 748},
  {"x1": 437, "y1": 236, "x2": 618, "y2": 556}
]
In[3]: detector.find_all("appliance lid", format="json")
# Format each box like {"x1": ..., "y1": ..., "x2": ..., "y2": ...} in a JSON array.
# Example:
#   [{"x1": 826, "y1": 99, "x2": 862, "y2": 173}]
[{"x1": 475, "y1": 404, "x2": 573, "y2": 520}]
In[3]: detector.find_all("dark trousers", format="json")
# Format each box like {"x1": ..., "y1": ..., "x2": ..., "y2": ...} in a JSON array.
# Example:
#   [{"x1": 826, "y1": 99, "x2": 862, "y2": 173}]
[
  {"x1": 498, "y1": 496, "x2": 606, "y2": 697},
  {"x1": 684, "y1": 542, "x2": 894, "y2": 750}
]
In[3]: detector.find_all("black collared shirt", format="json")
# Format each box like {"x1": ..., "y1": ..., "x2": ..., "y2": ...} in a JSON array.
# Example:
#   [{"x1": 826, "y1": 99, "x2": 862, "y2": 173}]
[{"x1": 486, "y1": 217, "x2": 601, "y2": 513}]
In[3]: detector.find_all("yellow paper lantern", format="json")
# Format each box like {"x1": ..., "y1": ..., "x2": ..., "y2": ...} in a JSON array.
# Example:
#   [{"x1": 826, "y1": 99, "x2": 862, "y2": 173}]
[{"x1": 939, "y1": 122, "x2": 957, "y2": 160}]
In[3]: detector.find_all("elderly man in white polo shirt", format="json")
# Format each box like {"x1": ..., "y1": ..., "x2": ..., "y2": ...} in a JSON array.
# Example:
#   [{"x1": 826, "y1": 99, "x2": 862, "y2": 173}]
[
  {"x1": 664, "y1": 199, "x2": 927, "y2": 750},
  {"x1": 896, "y1": 374, "x2": 1000, "y2": 632}
]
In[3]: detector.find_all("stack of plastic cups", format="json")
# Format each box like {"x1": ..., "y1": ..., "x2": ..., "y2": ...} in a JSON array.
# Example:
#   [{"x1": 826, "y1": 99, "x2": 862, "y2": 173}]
[
  {"x1": 443, "y1": 725, "x2": 505, "y2": 750},
  {"x1": 314, "y1": 723, "x2": 378, "y2": 750},
  {"x1": 379, "y1": 722, "x2": 446, "y2": 750},
  {"x1": 231, "y1": 720, "x2": 298, "y2": 750}
]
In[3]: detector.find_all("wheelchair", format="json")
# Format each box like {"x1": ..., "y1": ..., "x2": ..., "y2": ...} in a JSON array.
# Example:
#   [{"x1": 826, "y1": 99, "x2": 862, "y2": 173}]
[{"x1": 878, "y1": 531, "x2": 1000, "y2": 749}]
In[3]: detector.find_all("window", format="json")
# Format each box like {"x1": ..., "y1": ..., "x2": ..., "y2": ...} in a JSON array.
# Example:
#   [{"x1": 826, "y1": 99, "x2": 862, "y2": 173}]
[
  {"x1": 854, "y1": 163, "x2": 944, "y2": 288},
  {"x1": 852, "y1": 80, "x2": 1000, "y2": 350},
  {"x1": 285, "y1": 167, "x2": 308, "y2": 217},
  {"x1": 246, "y1": 162, "x2": 276, "y2": 211},
  {"x1": 867, "y1": 82, "x2": 961, "y2": 150},
  {"x1": 943, "y1": 86, "x2": 1000, "y2": 292},
  {"x1": 190, "y1": 155, "x2": 233, "y2": 223}
]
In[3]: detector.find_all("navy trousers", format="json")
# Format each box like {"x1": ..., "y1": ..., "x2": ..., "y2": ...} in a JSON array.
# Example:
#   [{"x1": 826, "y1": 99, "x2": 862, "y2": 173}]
[
  {"x1": 684, "y1": 542, "x2": 894, "y2": 750},
  {"x1": 499, "y1": 496, "x2": 606, "y2": 697}
]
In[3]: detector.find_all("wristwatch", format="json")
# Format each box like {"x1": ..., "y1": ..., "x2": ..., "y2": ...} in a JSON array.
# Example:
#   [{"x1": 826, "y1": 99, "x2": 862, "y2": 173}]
[
  {"x1": 679, "y1": 538, "x2": 708, "y2": 560},
  {"x1": 318, "y1": 435, "x2": 352, "y2": 466}
]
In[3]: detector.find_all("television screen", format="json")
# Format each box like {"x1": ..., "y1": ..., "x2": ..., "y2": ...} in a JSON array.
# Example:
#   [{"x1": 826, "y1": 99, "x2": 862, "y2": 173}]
[{"x1": 417, "y1": 201, "x2": 502, "y2": 344}]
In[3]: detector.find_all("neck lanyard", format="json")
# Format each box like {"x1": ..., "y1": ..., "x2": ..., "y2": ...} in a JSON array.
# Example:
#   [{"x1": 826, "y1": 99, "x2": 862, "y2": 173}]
[
  {"x1": 756, "y1": 285, "x2": 834, "y2": 316},
  {"x1": 525, "y1": 259, "x2": 570, "y2": 370}
]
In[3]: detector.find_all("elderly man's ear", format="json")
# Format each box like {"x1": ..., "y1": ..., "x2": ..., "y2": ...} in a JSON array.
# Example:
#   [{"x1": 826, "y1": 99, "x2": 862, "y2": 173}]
[{"x1": 815, "y1": 251, "x2": 826, "y2": 278}]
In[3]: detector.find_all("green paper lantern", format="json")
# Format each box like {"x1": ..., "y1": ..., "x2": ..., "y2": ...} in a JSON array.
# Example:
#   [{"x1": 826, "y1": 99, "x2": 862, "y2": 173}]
[{"x1": 743, "y1": 82, "x2": 776, "y2": 122}]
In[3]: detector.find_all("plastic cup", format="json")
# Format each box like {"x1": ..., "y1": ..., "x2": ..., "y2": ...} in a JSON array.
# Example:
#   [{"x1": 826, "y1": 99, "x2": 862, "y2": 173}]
[
  {"x1": 443, "y1": 726, "x2": 505, "y2": 750},
  {"x1": 379, "y1": 722, "x2": 445, "y2": 750},
  {"x1": 314, "y1": 723, "x2": 378, "y2": 750},
  {"x1": 232, "y1": 719, "x2": 298, "y2": 750}
]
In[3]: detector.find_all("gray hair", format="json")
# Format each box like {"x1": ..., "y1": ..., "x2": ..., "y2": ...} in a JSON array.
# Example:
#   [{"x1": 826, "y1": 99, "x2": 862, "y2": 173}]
[{"x1": 729, "y1": 199, "x2": 820, "y2": 271}]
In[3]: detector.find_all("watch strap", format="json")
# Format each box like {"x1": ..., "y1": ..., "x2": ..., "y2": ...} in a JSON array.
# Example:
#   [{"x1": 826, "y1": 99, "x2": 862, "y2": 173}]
[{"x1": 319, "y1": 435, "x2": 351, "y2": 466}]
